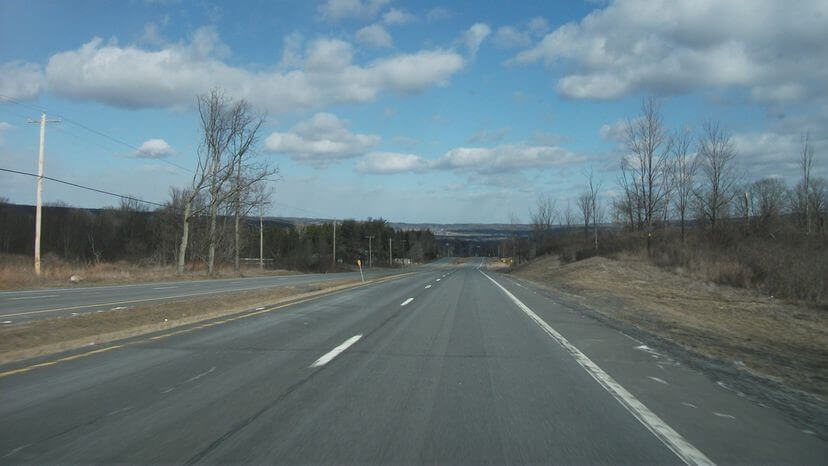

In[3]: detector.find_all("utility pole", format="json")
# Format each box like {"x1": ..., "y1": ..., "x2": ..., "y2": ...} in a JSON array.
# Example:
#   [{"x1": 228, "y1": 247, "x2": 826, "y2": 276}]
[
  {"x1": 389, "y1": 237, "x2": 392, "y2": 266},
  {"x1": 27, "y1": 112, "x2": 60, "y2": 276},
  {"x1": 332, "y1": 220, "x2": 336, "y2": 267},
  {"x1": 401, "y1": 239, "x2": 407, "y2": 267},
  {"x1": 259, "y1": 205, "x2": 264, "y2": 269},
  {"x1": 367, "y1": 235, "x2": 375, "y2": 269}
]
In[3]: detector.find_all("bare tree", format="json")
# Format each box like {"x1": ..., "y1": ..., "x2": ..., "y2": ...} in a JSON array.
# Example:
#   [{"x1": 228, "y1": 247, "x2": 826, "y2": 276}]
[
  {"x1": 585, "y1": 169, "x2": 602, "y2": 250},
  {"x1": 562, "y1": 200, "x2": 575, "y2": 231},
  {"x1": 810, "y1": 177, "x2": 827, "y2": 237},
  {"x1": 177, "y1": 89, "x2": 273, "y2": 276},
  {"x1": 227, "y1": 99, "x2": 269, "y2": 273},
  {"x1": 529, "y1": 194, "x2": 557, "y2": 255},
  {"x1": 745, "y1": 178, "x2": 785, "y2": 236},
  {"x1": 577, "y1": 193, "x2": 592, "y2": 240},
  {"x1": 508, "y1": 212, "x2": 522, "y2": 265},
  {"x1": 694, "y1": 121, "x2": 738, "y2": 231},
  {"x1": 621, "y1": 96, "x2": 673, "y2": 239},
  {"x1": 670, "y1": 126, "x2": 698, "y2": 243},
  {"x1": 801, "y1": 131, "x2": 815, "y2": 235}
]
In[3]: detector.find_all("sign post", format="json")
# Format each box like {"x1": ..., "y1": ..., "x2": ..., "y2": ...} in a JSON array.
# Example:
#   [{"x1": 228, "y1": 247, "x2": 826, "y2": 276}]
[{"x1": 357, "y1": 259, "x2": 364, "y2": 283}]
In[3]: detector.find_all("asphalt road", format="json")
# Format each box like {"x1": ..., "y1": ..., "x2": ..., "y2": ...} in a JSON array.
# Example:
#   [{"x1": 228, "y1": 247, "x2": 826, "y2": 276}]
[
  {"x1": 0, "y1": 259, "x2": 824, "y2": 464},
  {"x1": 0, "y1": 269, "x2": 396, "y2": 324}
]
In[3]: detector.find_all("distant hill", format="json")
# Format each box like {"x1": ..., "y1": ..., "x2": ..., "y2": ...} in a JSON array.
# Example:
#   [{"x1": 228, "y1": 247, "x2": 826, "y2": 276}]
[{"x1": 267, "y1": 216, "x2": 532, "y2": 241}]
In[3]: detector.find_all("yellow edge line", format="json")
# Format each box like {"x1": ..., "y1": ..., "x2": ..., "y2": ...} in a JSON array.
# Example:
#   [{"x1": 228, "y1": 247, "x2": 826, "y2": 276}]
[{"x1": 0, "y1": 273, "x2": 412, "y2": 379}]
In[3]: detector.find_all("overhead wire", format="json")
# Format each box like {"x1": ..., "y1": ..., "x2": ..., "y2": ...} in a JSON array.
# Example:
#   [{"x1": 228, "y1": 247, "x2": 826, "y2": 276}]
[
  {"x1": 0, "y1": 93, "x2": 194, "y2": 174},
  {"x1": 0, "y1": 168, "x2": 166, "y2": 207},
  {"x1": 2, "y1": 94, "x2": 326, "y2": 218}
]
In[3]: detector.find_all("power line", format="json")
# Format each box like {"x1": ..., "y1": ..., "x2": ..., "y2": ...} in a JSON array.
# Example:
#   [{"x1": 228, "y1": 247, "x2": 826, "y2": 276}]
[
  {"x1": 0, "y1": 167, "x2": 166, "y2": 207},
  {"x1": 2, "y1": 95, "x2": 329, "y2": 220},
  {"x1": 0, "y1": 93, "x2": 194, "y2": 174}
]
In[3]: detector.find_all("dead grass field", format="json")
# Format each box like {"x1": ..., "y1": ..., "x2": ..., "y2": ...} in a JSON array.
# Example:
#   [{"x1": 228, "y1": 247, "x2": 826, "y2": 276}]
[
  {"x1": 0, "y1": 278, "x2": 365, "y2": 365},
  {"x1": 0, "y1": 253, "x2": 299, "y2": 290},
  {"x1": 512, "y1": 254, "x2": 828, "y2": 397}
]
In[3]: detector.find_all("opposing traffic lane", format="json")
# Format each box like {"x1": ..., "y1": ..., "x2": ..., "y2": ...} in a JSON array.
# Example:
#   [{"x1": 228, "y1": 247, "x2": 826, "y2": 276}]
[{"x1": 0, "y1": 269, "x2": 396, "y2": 323}]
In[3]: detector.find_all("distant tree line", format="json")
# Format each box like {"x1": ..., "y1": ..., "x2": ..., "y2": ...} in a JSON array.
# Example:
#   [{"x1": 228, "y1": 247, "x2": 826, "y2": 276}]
[{"x1": 0, "y1": 200, "x2": 437, "y2": 273}]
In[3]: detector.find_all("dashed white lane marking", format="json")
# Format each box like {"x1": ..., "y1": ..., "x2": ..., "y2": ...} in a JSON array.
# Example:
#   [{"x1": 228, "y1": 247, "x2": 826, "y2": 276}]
[
  {"x1": 436, "y1": 278, "x2": 441, "y2": 282},
  {"x1": 2, "y1": 444, "x2": 31, "y2": 458},
  {"x1": 682, "y1": 402, "x2": 698, "y2": 409},
  {"x1": 152, "y1": 286, "x2": 178, "y2": 290},
  {"x1": 481, "y1": 271, "x2": 713, "y2": 466},
  {"x1": 713, "y1": 412, "x2": 735, "y2": 420},
  {"x1": 635, "y1": 345, "x2": 663, "y2": 357},
  {"x1": 107, "y1": 406, "x2": 134, "y2": 416},
  {"x1": 425, "y1": 285, "x2": 432, "y2": 289},
  {"x1": 648, "y1": 376, "x2": 669, "y2": 385},
  {"x1": 1, "y1": 320, "x2": 12, "y2": 324},
  {"x1": 255, "y1": 307, "x2": 265, "y2": 311},
  {"x1": 9, "y1": 294, "x2": 59, "y2": 300},
  {"x1": 310, "y1": 335, "x2": 362, "y2": 368},
  {"x1": 161, "y1": 366, "x2": 216, "y2": 393},
  {"x1": 111, "y1": 306, "x2": 127, "y2": 310},
  {"x1": 401, "y1": 298, "x2": 414, "y2": 306}
]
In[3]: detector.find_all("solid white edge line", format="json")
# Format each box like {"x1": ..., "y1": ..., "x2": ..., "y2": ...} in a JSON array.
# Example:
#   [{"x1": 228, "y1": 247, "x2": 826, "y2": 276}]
[
  {"x1": 310, "y1": 334, "x2": 362, "y2": 368},
  {"x1": 401, "y1": 297, "x2": 414, "y2": 306},
  {"x1": 480, "y1": 271, "x2": 713, "y2": 466}
]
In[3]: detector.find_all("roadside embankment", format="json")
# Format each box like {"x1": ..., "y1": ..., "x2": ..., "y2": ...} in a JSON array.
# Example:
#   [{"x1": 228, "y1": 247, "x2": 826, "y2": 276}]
[{"x1": 506, "y1": 254, "x2": 828, "y2": 436}]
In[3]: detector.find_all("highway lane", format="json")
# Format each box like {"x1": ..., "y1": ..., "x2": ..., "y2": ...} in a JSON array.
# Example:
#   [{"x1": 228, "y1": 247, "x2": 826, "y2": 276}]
[
  {"x1": 0, "y1": 269, "x2": 399, "y2": 323},
  {"x1": 0, "y1": 260, "x2": 824, "y2": 464}
]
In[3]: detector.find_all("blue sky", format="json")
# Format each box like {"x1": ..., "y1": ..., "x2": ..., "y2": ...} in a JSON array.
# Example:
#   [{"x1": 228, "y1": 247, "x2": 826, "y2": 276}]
[{"x1": 1, "y1": 0, "x2": 826, "y2": 223}]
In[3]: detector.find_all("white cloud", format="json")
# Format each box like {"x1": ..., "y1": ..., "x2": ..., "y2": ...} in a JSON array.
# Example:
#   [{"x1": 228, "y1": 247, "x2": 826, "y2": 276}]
[
  {"x1": 432, "y1": 144, "x2": 584, "y2": 173},
  {"x1": 511, "y1": 0, "x2": 828, "y2": 103},
  {"x1": 493, "y1": 26, "x2": 531, "y2": 49},
  {"x1": 731, "y1": 131, "x2": 825, "y2": 179},
  {"x1": 461, "y1": 23, "x2": 491, "y2": 58},
  {"x1": 0, "y1": 121, "x2": 13, "y2": 145},
  {"x1": 382, "y1": 8, "x2": 416, "y2": 25},
  {"x1": 0, "y1": 61, "x2": 45, "y2": 101},
  {"x1": 135, "y1": 138, "x2": 175, "y2": 158},
  {"x1": 43, "y1": 28, "x2": 465, "y2": 111},
  {"x1": 527, "y1": 17, "x2": 549, "y2": 36},
  {"x1": 493, "y1": 18, "x2": 549, "y2": 49},
  {"x1": 318, "y1": 0, "x2": 390, "y2": 22},
  {"x1": 599, "y1": 119, "x2": 631, "y2": 143},
  {"x1": 265, "y1": 113, "x2": 380, "y2": 167},
  {"x1": 356, "y1": 152, "x2": 429, "y2": 174},
  {"x1": 426, "y1": 7, "x2": 452, "y2": 22},
  {"x1": 139, "y1": 22, "x2": 165, "y2": 46},
  {"x1": 356, "y1": 24, "x2": 393, "y2": 48},
  {"x1": 467, "y1": 127, "x2": 509, "y2": 144}
]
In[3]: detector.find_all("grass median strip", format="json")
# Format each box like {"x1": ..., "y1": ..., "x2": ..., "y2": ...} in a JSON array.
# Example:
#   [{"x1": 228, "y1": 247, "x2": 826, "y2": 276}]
[{"x1": 0, "y1": 273, "x2": 409, "y2": 371}]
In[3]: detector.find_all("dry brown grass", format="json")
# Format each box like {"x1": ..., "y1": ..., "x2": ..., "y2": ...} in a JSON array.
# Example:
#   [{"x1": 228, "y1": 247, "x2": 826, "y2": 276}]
[
  {"x1": 515, "y1": 254, "x2": 828, "y2": 396},
  {"x1": 0, "y1": 278, "x2": 369, "y2": 365},
  {"x1": 0, "y1": 253, "x2": 298, "y2": 290}
]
